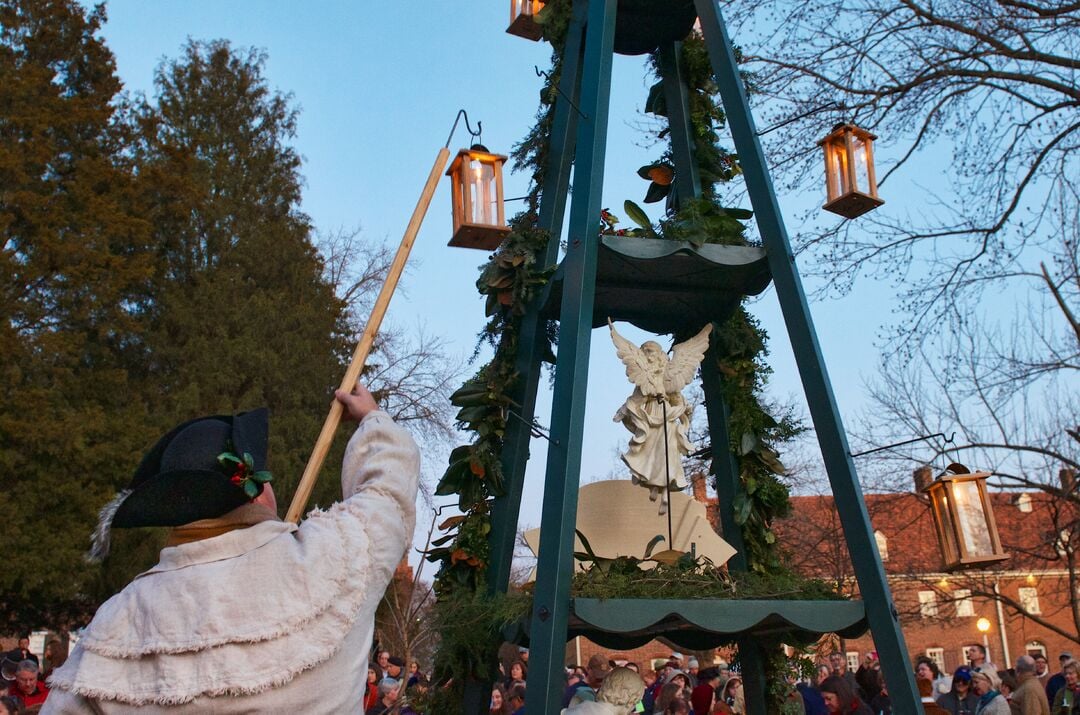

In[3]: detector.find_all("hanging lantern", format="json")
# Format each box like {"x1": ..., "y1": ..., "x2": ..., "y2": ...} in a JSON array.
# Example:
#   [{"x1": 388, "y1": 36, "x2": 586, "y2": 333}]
[
  {"x1": 508, "y1": 0, "x2": 545, "y2": 41},
  {"x1": 817, "y1": 123, "x2": 884, "y2": 219},
  {"x1": 920, "y1": 463, "x2": 1009, "y2": 571},
  {"x1": 446, "y1": 145, "x2": 511, "y2": 250}
]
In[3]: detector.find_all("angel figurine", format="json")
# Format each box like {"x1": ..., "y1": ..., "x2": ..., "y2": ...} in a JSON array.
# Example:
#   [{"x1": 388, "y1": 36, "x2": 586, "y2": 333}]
[{"x1": 609, "y1": 319, "x2": 713, "y2": 514}]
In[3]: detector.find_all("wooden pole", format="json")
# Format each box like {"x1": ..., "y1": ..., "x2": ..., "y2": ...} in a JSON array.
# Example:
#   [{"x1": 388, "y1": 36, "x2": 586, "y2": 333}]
[{"x1": 286, "y1": 146, "x2": 451, "y2": 523}]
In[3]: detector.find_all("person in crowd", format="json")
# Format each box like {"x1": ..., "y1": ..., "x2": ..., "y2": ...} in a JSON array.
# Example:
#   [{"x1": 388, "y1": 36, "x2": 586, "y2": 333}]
[
  {"x1": 686, "y1": 658, "x2": 699, "y2": 682},
  {"x1": 0, "y1": 695, "x2": 22, "y2": 715},
  {"x1": 39, "y1": 642, "x2": 64, "y2": 684},
  {"x1": 42, "y1": 384, "x2": 419, "y2": 713},
  {"x1": 406, "y1": 660, "x2": 422, "y2": 687},
  {"x1": 505, "y1": 659, "x2": 528, "y2": 690},
  {"x1": 797, "y1": 674, "x2": 828, "y2": 715},
  {"x1": 7, "y1": 662, "x2": 47, "y2": 709},
  {"x1": 970, "y1": 669, "x2": 1009, "y2": 714},
  {"x1": 653, "y1": 682, "x2": 687, "y2": 714},
  {"x1": 565, "y1": 667, "x2": 646, "y2": 715},
  {"x1": 565, "y1": 664, "x2": 592, "y2": 708},
  {"x1": 365, "y1": 677, "x2": 400, "y2": 715},
  {"x1": 387, "y1": 656, "x2": 405, "y2": 682},
  {"x1": 1012, "y1": 655, "x2": 1051, "y2": 715},
  {"x1": 1035, "y1": 654, "x2": 1051, "y2": 689},
  {"x1": 715, "y1": 673, "x2": 744, "y2": 714},
  {"x1": 998, "y1": 670, "x2": 1018, "y2": 700},
  {"x1": 819, "y1": 674, "x2": 873, "y2": 715},
  {"x1": 855, "y1": 665, "x2": 889, "y2": 713},
  {"x1": 1049, "y1": 654, "x2": 1074, "y2": 705},
  {"x1": 690, "y1": 680, "x2": 714, "y2": 715},
  {"x1": 10, "y1": 641, "x2": 36, "y2": 668},
  {"x1": 816, "y1": 664, "x2": 833, "y2": 687},
  {"x1": 968, "y1": 645, "x2": 998, "y2": 674},
  {"x1": 376, "y1": 650, "x2": 392, "y2": 680},
  {"x1": 508, "y1": 682, "x2": 527, "y2": 715},
  {"x1": 915, "y1": 656, "x2": 949, "y2": 700},
  {"x1": 920, "y1": 677, "x2": 950, "y2": 715},
  {"x1": 363, "y1": 664, "x2": 381, "y2": 711},
  {"x1": 491, "y1": 683, "x2": 512, "y2": 715},
  {"x1": 829, "y1": 653, "x2": 860, "y2": 696},
  {"x1": 1051, "y1": 658, "x2": 1080, "y2": 714},
  {"x1": 940, "y1": 666, "x2": 979, "y2": 714}
]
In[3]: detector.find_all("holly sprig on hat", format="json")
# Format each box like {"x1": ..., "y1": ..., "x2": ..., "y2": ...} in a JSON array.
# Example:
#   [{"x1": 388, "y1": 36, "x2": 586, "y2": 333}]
[{"x1": 217, "y1": 450, "x2": 273, "y2": 499}]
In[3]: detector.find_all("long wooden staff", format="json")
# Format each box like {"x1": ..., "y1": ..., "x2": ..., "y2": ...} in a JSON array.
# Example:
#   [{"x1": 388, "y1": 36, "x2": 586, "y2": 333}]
[{"x1": 286, "y1": 146, "x2": 451, "y2": 523}]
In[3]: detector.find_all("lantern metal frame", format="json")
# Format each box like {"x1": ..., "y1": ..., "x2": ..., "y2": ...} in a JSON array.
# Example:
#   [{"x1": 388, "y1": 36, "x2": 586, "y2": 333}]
[
  {"x1": 817, "y1": 123, "x2": 884, "y2": 219},
  {"x1": 508, "y1": 0, "x2": 545, "y2": 41},
  {"x1": 921, "y1": 463, "x2": 1009, "y2": 571},
  {"x1": 446, "y1": 147, "x2": 511, "y2": 251}
]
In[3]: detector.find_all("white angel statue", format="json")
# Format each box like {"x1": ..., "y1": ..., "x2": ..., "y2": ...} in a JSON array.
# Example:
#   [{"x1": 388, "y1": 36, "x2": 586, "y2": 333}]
[{"x1": 609, "y1": 319, "x2": 713, "y2": 514}]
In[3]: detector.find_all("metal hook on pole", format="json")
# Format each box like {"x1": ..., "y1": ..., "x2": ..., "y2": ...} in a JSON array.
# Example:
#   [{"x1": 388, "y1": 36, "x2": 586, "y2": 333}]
[
  {"x1": 445, "y1": 109, "x2": 483, "y2": 149},
  {"x1": 535, "y1": 66, "x2": 587, "y2": 120},
  {"x1": 849, "y1": 431, "x2": 957, "y2": 459}
]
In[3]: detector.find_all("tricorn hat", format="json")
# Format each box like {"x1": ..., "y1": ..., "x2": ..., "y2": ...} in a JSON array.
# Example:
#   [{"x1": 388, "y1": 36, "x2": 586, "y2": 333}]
[{"x1": 88, "y1": 408, "x2": 271, "y2": 561}]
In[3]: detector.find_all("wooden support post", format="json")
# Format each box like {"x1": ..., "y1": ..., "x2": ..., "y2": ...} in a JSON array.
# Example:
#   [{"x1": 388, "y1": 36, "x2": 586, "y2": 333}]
[
  {"x1": 694, "y1": 1, "x2": 922, "y2": 711},
  {"x1": 285, "y1": 146, "x2": 450, "y2": 523}
]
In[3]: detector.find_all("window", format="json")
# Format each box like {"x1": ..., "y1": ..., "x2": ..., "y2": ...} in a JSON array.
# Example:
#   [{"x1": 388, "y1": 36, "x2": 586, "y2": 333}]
[
  {"x1": 874, "y1": 530, "x2": 888, "y2": 561},
  {"x1": 1016, "y1": 493, "x2": 1032, "y2": 512},
  {"x1": 919, "y1": 590, "x2": 939, "y2": 618},
  {"x1": 1019, "y1": 587, "x2": 1041, "y2": 615},
  {"x1": 954, "y1": 589, "x2": 974, "y2": 617},
  {"x1": 846, "y1": 652, "x2": 859, "y2": 673},
  {"x1": 926, "y1": 648, "x2": 945, "y2": 671},
  {"x1": 1026, "y1": 641, "x2": 1047, "y2": 658}
]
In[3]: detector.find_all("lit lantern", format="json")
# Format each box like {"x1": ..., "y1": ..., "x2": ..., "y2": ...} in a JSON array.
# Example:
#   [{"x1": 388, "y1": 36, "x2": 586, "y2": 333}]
[
  {"x1": 446, "y1": 145, "x2": 511, "y2": 250},
  {"x1": 817, "y1": 123, "x2": 884, "y2": 219},
  {"x1": 508, "y1": 0, "x2": 545, "y2": 41},
  {"x1": 921, "y1": 463, "x2": 1009, "y2": 571}
]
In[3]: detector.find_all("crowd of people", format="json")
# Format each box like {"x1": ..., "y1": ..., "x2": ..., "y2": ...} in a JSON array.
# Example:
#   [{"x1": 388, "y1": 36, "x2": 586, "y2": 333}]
[{"x1": 0, "y1": 637, "x2": 68, "y2": 714}]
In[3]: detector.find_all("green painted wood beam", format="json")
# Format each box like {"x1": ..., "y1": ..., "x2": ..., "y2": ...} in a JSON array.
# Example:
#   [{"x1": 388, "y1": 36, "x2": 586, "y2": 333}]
[
  {"x1": 486, "y1": 0, "x2": 588, "y2": 598},
  {"x1": 658, "y1": 41, "x2": 701, "y2": 209},
  {"x1": 525, "y1": 0, "x2": 618, "y2": 711},
  {"x1": 694, "y1": 1, "x2": 922, "y2": 711}
]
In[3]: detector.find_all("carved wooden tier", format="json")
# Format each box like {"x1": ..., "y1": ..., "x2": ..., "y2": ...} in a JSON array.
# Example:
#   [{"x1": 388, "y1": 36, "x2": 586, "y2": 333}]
[
  {"x1": 511, "y1": 598, "x2": 869, "y2": 651},
  {"x1": 542, "y1": 236, "x2": 772, "y2": 337}
]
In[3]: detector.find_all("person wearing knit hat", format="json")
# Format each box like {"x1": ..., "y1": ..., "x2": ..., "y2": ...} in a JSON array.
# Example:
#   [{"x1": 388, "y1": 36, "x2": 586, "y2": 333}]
[
  {"x1": 690, "y1": 682, "x2": 715, "y2": 714},
  {"x1": 43, "y1": 384, "x2": 420, "y2": 714}
]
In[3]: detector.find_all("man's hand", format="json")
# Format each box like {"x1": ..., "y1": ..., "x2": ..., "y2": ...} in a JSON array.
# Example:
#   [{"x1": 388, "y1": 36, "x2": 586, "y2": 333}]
[{"x1": 335, "y1": 382, "x2": 379, "y2": 422}]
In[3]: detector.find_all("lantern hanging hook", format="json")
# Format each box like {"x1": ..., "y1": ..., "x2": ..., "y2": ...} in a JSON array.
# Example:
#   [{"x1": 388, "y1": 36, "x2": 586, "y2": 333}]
[
  {"x1": 535, "y1": 66, "x2": 587, "y2": 119},
  {"x1": 849, "y1": 431, "x2": 954, "y2": 459},
  {"x1": 445, "y1": 109, "x2": 483, "y2": 149},
  {"x1": 756, "y1": 101, "x2": 846, "y2": 137}
]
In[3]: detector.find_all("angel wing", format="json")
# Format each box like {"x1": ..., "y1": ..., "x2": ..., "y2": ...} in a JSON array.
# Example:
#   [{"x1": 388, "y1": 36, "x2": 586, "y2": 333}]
[
  {"x1": 609, "y1": 318, "x2": 664, "y2": 395},
  {"x1": 664, "y1": 323, "x2": 712, "y2": 394}
]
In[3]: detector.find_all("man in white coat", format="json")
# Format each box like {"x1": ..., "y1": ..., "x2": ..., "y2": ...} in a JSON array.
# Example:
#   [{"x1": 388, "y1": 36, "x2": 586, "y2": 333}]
[{"x1": 44, "y1": 383, "x2": 419, "y2": 713}]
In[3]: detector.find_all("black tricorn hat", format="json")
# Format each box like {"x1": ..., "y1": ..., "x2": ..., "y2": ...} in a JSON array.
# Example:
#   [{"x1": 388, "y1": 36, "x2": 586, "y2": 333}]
[{"x1": 88, "y1": 408, "x2": 270, "y2": 560}]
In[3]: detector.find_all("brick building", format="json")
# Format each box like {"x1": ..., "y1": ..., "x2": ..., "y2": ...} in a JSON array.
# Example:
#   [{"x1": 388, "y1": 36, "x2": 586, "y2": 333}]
[
  {"x1": 565, "y1": 477, "x2": 1080, "y2": 676},
  {"x1": 775, "y1": 488, "x2": 1080, "y2": 673}
]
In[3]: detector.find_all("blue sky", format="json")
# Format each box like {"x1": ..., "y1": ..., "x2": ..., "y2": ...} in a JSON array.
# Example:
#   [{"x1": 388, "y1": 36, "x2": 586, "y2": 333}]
[{"x1": 94, "y1": 1, "x2": 901, "y2": 560}]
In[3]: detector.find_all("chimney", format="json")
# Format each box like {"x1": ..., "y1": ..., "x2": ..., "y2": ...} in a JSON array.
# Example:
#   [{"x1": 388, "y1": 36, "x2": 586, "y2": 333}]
[
  {"x1": 1061, "y1": 468, "x2": 1077, "y2": 493},
  {"x1": 690, "y1": 471, "x2": 708, "y2": 502},
  {"x1": 913, "y1": 465, "x2": 934, "y2": 492}
]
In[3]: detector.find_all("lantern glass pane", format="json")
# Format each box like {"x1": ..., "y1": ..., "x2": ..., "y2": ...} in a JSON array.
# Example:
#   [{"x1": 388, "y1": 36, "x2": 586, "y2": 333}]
[
  {"x1": 513, "y1": 0, "x2": 540, "y2": 18},
  {"x1": 467, "y1": 157, "x2": 498, "y2": 227},
  {"x1": 852, "y1": 136, "x2": 871, "y2": 194},
  {"x1": 952, "y1": 480, "x2": 994, "y2": 557},
  {"x1": 930, "y1": 487, "x2": 959, "y2": 562},
  {"x1": 828, "y1": 141, "x2": 851, "y2": 197}
]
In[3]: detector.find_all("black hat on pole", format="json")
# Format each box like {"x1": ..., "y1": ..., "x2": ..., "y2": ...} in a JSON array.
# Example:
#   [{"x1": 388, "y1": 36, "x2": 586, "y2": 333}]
[{"x1": 88, "y1": 408, "x2": 272, "y2": 561}]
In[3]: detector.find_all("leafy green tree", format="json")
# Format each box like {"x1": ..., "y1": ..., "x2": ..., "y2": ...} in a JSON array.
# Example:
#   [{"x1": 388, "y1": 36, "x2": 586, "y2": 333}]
[
  {"x1": 126, "y1": 39, "x2": 352, "y2": 519},
  {"x1": 0, "y1": 0, "x2": 156, "y2": 631}
]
